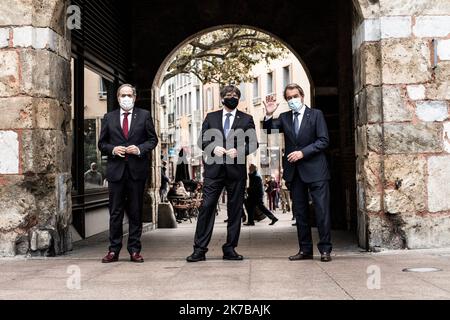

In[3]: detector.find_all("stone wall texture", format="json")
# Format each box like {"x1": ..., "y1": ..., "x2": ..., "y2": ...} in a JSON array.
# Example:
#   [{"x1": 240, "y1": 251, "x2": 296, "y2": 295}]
[
  {"x1": 353, "y1": 0, "x2": 450, "y2": 250},
  {"x1": 0, "y1": 0, "x2": 72, "y2": 256}
]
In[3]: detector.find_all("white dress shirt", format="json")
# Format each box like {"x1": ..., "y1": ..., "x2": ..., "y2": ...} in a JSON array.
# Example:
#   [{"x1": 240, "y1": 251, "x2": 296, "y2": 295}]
[
  {"x1": 120, "y1": 108, "x2": 133, "y2": 129},
  {"x1": 112, "y1": 108, "x2": 140, "y2": 155},
  {"x1": 222, "y1": 108, "x2": 237, "y2": 131}
]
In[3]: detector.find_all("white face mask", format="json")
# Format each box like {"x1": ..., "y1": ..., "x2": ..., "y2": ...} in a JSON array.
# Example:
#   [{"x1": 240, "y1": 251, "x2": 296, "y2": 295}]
[{"x1": 119, "y1": 96, "x2": 134, "y2": 111}]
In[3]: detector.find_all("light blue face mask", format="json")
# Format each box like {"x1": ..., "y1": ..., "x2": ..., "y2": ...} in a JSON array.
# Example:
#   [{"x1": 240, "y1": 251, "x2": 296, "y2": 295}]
[{"x1": 288, "y1": 98, "x2": 303, "y2": 112}]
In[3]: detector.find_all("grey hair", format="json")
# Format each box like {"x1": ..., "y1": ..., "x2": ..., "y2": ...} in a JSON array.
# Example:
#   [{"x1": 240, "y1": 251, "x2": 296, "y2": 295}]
[{"x1": 117, "y1": 84, "x2": 137, "y2": 97}]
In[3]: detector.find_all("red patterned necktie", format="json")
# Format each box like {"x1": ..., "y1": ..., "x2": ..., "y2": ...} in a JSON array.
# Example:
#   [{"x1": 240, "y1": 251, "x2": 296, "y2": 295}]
[{"x1": 123, "y1": 112, "x2": 130, "y2": 139}]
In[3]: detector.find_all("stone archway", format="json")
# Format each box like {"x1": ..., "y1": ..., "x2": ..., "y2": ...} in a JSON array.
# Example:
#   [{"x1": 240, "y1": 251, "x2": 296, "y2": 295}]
[{"x1": 0, "y1": 0, "x2": 72, "y2": 256}]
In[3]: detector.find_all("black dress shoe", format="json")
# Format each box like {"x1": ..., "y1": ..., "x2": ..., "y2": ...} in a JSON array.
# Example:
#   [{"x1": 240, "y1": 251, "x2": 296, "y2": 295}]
[
  {"x1": 320, "y1": 252, "x2": 332, "y2": 262},
  {"x1": 289, "y1": 252, "x2": 313, "y2": 261},
  {"x1": 269, "y1": 217, "x2": 278, "y2": 225},
  {"x1": 186, "y1": 251, "x2": 206, "y2": 262},
  {"x1": 102, "y1": 251, "x2": 119, "y2": 263},
  {"x1": 292, "y1": 222, "x2": 297, "y2": 226},
  {"x1": 223, "y1": 250, "x2": 244, "y2": 260},
  {"x1": 244, "y1": 222, "x2": 255, "y2": 226}
]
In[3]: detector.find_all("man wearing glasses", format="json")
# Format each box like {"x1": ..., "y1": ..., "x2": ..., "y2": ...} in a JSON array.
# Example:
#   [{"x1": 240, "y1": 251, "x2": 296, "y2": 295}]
[{"x1": 186, "y1": 85, "x2": 258, "y2": 262}]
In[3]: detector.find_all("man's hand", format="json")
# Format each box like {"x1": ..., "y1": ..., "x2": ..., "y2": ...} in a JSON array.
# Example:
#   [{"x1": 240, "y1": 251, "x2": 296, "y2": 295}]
[
  {"x1": 287, "y1": 151, "x2": 304, "y2": 163},
  {"x1": 214, "y1": 146, "x2": 227, "y2": 157},
  {"x1": 226, "y1": 148, "x2": 238, "y2": 159},
  {"x1": 113, "y1": 146, "x2": 127, "y2": 157},
  {"x1": 126, "y1": 145, "x2": 140, "y2": 155},
  {"x1": 262, "y1": 95, "x2": 279, "y2": 117}
]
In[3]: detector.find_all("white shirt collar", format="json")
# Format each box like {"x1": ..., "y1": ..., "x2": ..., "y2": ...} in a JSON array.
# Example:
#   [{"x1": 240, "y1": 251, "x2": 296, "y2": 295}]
[
  {"x1": 293, "y1": 104, "x2": 306, "y2": 115},
  {"x1": 121, "y1": 108, "x2": 133, "y2": 115},
  {"x1": 223, "y1": 108, "x2": 237, "y2": 118}
]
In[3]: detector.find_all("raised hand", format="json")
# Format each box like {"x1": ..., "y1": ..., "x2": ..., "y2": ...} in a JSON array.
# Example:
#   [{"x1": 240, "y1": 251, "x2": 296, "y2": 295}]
[{"x1": 262, "y1": 95, "x2": 279, "y2": 116}]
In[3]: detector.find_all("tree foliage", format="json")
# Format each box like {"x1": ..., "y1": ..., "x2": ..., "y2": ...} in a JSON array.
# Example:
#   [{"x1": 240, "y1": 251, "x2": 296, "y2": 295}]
[{"x1": 163, "y1": 27, "x2": 288, "y2": 85}]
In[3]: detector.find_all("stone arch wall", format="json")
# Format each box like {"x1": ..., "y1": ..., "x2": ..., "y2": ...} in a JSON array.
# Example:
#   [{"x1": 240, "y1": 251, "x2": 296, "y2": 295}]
[
  {"x1": 352, "y1": 0, "x2": 450, "y2": 250},
  {"x1": 0, "y1": 0, "x2": 72, "y2": 256}
]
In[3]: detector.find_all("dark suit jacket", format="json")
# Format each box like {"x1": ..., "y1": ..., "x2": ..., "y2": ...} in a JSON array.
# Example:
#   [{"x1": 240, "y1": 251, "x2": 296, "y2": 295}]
[
  {"x1": 199, "y1": 110, "x2": 258, "y2": 180},
  {"x1": 247, "y1": 171, "x2": 264, "y2": 201},
  {"x1": 263, "y1": 107, "x2": 330, "y2": 183},
  {"x1": 98, "y1": 108, "x2": 158, "y2": 182}
]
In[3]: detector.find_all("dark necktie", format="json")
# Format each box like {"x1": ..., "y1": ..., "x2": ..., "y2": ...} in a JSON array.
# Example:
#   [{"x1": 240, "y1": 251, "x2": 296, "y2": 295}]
[
  {"x1": 293, "y1": 112, "x2": 300, "y2": 136},
  {"x1": 123, "y1": 112, "x2": 130, "y2": 139},
  {"x1": 224, "y1": 113, "x2": 232, "y2": 138}
]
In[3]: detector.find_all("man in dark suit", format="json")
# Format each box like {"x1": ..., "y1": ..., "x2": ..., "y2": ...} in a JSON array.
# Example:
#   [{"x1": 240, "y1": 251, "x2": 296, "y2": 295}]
[
  {"x1": 263, "y1": 83, "x2": 332, "y2": 262},
  {"x1": 98, "y1": 84, "x2": 158, "y2": 263},
  {"x1": 186, "y1": 85, "x2": 258, "y2": 262},
  {"x1": 244, "y1": 164, "x2": 278, "y2": 226}
]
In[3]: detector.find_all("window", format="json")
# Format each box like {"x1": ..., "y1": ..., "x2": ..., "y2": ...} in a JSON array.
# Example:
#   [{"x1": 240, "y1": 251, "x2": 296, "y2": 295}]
[
  {"x1": 207, "y1": 88, "x2": 213, "y2": 110},
  {"x1": 283, "y1": 66, "x2": 291, "y2": 89},
  {"x1": 267, "y1": 72, "x2": 274, "y2": 95},
  {"x1": 177, "y1": 97, "x2": 180, "y2": 116},
  {"x1": 83, "y1": 67, "x2": 109, "y2": 191},
  {"x1": 240, "y1": 83, "x2": 246, "y2": 101},
  {"x1": 98, "y1": 78, "x2": 107, "y2": 100},
  {"x1": 252, "y1": 77, "x2": 260, "y2": 105},
  {"x1": 196, "y1": 88, "x2": 200, "y2": 110},
  {"x1": 188, "y1": 92, "x2": 192, "y2": 114}
]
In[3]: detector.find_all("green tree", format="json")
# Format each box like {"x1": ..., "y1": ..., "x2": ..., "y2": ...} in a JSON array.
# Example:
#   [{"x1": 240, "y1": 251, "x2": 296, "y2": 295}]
[{"x1": 163, "y1": 27, "x2": 288, "y2": 85}]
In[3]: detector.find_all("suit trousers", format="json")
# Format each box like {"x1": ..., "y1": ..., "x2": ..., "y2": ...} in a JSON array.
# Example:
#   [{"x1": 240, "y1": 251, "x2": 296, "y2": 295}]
[
  {"x1": 245, "y1": 198, "x2": 276, "y2": 224},
  {"x1": 290, "y1": 170, "x2": 332, "y2": 254},
  {"x1": 108, "y1": 163, "x2": 146, "y2": 254},
  {"x1": 194, "y1": 168, "x2": 246, "y2": 254}
]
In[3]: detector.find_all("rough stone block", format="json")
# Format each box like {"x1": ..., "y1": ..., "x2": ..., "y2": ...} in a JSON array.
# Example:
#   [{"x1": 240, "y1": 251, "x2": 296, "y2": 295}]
[
  {"x1": 402, "y1": 214, "x2": 450, "y2": 249},
  {"x1": 30, "y1": 229, "x2": 51, "y2": 251},
  {"x1": 444, "y1": 121, "x2": 450, "y2": 153},
  {"x1": 407, "y1": 85, "x2": 426, "y2": 100},
  {"x1": 438, "y1": 39, "x2": 450, "y2": 60},
  {"x1": 0, "y1": 181, "x2": 36, "y2": 233},
  {"x1": 0, "y1": 50, "x2": 19, "y2": 97},
  {"x1": 383, "y1": 86, "x2": 413, "y2": 122},
  {"x1": 380, "y1": 16, "x2": 411, "y2": 39},
  {"x1": 0, "y1": 28, "x2": 9, "y2": 48},
  {"x1": 21, "y1": 129, "x2": 70, "y2": 174},
  {"x1": 0, "y1": 97, "x2": 34, "y2": 129},
  {"x1": 413, "y1": 16, "x2": 450, "y2": 37},
  {"x1": 367, "y1": 213, "x2": 406, "y2": 250},
  {"x1": 361, "y1": 42, "x2": 382, "y2": 86},
  {"x1": 384, "y1": 123, "x2": 442, "y2": 154},
  {"x1": 379, "y1": 0, "x2": 450, "y2": 16},
  {"x1": 0, "y1": 233, "x2": 18, "y2": 257},
  {"x1": 367, "y1": 124, "x2": 382, "y2": 153},
  {"x1": 426, "y1": 82, "x2": 450, "y2": 100},
  {"x1": 356, "y1": 125, "x2": 368, "y2": 156},
  {"x1": 19, "y1": 49, "x2": 71, "y2": 103},
  {"x1": 381, "y1": 39, "x2": 431, "y2": 84},
  {"x1": 435, "y1": 61, "x2": 450, "y2": 82},
  {"x1": 0, "y1": 131, "x2": 19, "y2": 174},
  {"x1": 13, "y1": 26, "x2": 33, "y2": 47},
  {"x1": 0, "y1": 0, "x2": 32, "y2": 27},
  {"x1": 353, "y1": 19, "x2": 380, "y2": 52},
  {"x1": 362, "y1": 153, "x2": 382, "y2": 212},
  {"x1": 415, "y1": 101, "x2": 448, "y2": 122},
  {"x1": 32, "y1": 0, "x2": 67, "y2": 35},
  {"x1": 356, "y1": 86, "x2": 382, "y2": 124},
  {"x1": 428, "y1": 155, "x2": 450, "y2": 212},
  {"x1": 383, "y1": 155, "x2": 427, "y2": 213}
]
